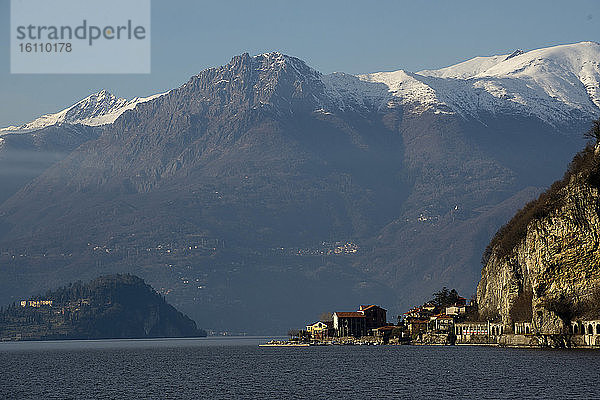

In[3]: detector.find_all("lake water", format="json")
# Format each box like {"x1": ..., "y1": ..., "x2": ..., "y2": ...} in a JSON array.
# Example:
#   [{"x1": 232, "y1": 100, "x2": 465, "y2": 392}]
[{"x1": 1, "y1": 337, "x2": 599, "y2": 399}]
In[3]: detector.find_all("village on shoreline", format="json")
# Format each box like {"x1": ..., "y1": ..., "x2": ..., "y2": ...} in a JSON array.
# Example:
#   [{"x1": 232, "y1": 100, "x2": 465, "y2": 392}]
[{"x1": 261, "y1": 288, "x2": 600, "y2": 349}]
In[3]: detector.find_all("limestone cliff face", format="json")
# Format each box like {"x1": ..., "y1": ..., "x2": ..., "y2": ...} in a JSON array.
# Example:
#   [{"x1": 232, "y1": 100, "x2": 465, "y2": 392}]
[{"x1": 477, "y1": 145, "x2": 600, "y2": 334}]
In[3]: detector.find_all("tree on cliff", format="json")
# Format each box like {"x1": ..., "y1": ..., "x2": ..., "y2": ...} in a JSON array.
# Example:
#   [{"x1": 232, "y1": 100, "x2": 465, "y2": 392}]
[
  {"x1": 584, "y1": 118, "x2": 600, "y2": 148},
  {"x1": 431, "y1": 287, "x2": 460, "y2": 307}
]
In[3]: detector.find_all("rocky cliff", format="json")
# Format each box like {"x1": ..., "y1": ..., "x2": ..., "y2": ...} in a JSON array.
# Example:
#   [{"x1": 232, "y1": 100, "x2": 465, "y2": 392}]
[{"x1": 478, "y1": 143, "x2": 600, "y2": 333}]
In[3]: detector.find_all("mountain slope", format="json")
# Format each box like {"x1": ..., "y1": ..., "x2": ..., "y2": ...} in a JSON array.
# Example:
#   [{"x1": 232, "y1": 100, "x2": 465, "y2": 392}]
[{"x1": 0, "y1": 124, "x2": 101, "y2": 204}]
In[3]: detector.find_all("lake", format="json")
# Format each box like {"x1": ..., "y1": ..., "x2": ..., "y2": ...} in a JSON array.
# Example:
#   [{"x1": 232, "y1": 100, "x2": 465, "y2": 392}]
[{"x1": 1, "y1": 337, "x2": 599, "y2": 399}]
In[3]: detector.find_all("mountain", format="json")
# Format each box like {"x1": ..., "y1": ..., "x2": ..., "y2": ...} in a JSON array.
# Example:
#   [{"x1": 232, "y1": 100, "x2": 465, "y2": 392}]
[
  {"x1": 477, "y1": 143, "x2": 600, "y2": 334},
  {"x1": 0, "y1": 42, "x2": 597, "y2": 334},
  {"x1": 0, "y1": 274, "x2": 206, "y2": 340}
]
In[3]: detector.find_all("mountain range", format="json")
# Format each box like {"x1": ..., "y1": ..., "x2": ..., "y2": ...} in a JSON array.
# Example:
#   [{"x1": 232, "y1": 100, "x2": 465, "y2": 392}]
[{"x1": 0, "y1": 42, "x2": 597, "y2": 334}]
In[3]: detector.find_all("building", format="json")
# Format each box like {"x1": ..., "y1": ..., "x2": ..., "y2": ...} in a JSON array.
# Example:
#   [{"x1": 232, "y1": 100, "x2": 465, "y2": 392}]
[
  {"x1": 489, "y1": 323, "x2": 504, "y2": 336},
  {"x1": 20, "y1": 300, "x2": 53, "y2": 308},
  {"x1": 455, "y1": 322, "x2": 488, "y2": 337},
  {"x1": 514, "y1": 321, "x2": 532, "y2": 335},
  {"x1": 402, "y1": 306, "x2": 424, "y2": 319},
  {"x1": 306, "y1": 321, "x2": 332, "y2": 340},
  {"x1": 445, "y1": 305, "x2": 466, "y2": 316},
  {"x1": 359, "y1": 305, "x2": 387, "y2": 330},
  {"x1": 569, "y1": 320, "x2": 600, "y2": 335},
  {"x1": 571, "y1": 320, "x2": 600, "y2": 346},
  {"x1": 372, "y1": 326, "x2": 397, "y2": 343},
  {"x1": 406, "y1": 317, "x2": 429, "y2": 335},
  {"x1": 455, "y1": 321, "x2": 504, "y2": 340},
  {"x1": 333, "y1": 312, "x2": 366, "y2": 337},
  {"x1": 331, "y1": 304, "x2": 388, "y2": 338},
  {"x1": 430, "y1": 314, "x2": 454, "y2": 333}
]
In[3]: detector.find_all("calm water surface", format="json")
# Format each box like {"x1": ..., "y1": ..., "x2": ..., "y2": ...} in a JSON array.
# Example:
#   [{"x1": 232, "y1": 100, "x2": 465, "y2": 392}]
[{"x1": 1, "y1": 337, "x2": 599, "y2": 399}]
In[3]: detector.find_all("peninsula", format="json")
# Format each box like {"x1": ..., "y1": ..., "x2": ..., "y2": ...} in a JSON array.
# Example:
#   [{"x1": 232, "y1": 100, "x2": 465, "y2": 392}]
[{"x1": 0, "y1": 274, "x2": 206, "y2": 341}]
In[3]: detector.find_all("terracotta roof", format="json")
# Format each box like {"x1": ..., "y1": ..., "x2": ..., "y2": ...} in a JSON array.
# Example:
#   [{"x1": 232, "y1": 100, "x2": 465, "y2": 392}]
[
  {"x1": 407, "y1": 318, "x2": 429, "y2": 324},
  {"x1": 373, "y1": 326, "x2": 396, "y2": 331},
  {"x1": 335, "y1": 312, "x2": 365, "y2": 318},
  {"x1": 432, "y1": 313, "x2": 454, "y2": 319},
  {"x1": 360, "y1": 304, "x2": 387, "y2": 312}
]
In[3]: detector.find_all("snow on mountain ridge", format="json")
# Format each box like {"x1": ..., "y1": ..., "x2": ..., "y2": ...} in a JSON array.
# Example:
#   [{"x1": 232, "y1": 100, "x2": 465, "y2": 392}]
[
  {"x1": 321, "y1": 72, "x2": 392, "y2": 112},
  {"x1": 418, "y1": 54, "x2": 510, "y2": 79},
  {"x1": 4, "y1": 42, "x2": 599, "y2": 133},
  {"x1": 1, "y1": 90, "x2": 166, "y2": 134},
  {"x1": 363, "y1": 41, "x2": 600, "y2": 125}
]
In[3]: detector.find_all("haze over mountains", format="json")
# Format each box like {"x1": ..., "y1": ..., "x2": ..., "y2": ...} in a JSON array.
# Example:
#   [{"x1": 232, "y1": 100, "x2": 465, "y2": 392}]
[{"x1": 0, "y1": 42, "x2": 598, "y2": 334}]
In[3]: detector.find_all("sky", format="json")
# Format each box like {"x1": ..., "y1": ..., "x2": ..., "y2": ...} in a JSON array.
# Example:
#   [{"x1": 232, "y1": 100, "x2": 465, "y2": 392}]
[{"x1": 0, "y1": 0, "x2": 599, "y2": 127}]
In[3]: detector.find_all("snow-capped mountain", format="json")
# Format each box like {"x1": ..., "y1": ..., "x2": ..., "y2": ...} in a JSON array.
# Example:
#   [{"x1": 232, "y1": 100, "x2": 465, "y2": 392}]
[
  {"x1": 0, "y1": 90, "x2": 165, "y2": 134},
  {"x1": 4, "y1": 42, "x2": 599, "y2": 135},
  {"x1": 357, "y1": 41, "x2": 600, "y2": 125}
]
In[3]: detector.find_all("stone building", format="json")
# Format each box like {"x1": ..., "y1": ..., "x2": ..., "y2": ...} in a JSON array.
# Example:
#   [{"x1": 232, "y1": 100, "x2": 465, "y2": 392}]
[
  {"x1": 570, "y1": 320, "x2": 600, "y2": 346},
  {"x1": 332, "y1": 304, "x2": 387, "y2": 338},
  {"x1": 359, "y1": 305, "x2": 387, "y2": 330},
  {"x1": 514, "y1": 321, "x2": 532, "y2": 335}
]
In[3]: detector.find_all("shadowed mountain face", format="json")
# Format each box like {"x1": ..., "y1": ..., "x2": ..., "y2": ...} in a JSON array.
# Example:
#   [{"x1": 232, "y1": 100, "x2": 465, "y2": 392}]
[
  {"x1": 0, "y1": 51, "x2": 590, "y2": 334},
  {"x1": 0, "y1": 124, "x2": 100, "y2": 204}
]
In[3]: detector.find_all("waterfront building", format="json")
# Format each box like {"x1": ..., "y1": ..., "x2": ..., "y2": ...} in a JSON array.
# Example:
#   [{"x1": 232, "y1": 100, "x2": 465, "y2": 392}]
[
  {"x1": 306, "y1": 321, "x2": 332, "y2": 340},
  {"x1": 514, "y1": 321, "x2": 532, "y2": 335},
  {"x1": 333, "y1": 312, "x2": 366, "y2": 337},
  {"x1": 430, "y1": 314, "x2": 454, "y2": 333},
  {"x1": 359, "y1": 305, "x2": 387, "y2": 330}
]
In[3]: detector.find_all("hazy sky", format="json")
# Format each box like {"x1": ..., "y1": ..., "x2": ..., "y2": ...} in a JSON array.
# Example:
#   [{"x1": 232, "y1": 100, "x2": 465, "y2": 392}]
[{"x1": 1, "y1": 0, "x2": 599, "y2": 127}]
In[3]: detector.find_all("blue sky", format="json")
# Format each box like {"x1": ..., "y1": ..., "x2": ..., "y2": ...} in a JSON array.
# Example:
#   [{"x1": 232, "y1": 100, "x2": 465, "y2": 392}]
[{"x1": 1, "y1": 0, "x2": 599, "y2": 127}]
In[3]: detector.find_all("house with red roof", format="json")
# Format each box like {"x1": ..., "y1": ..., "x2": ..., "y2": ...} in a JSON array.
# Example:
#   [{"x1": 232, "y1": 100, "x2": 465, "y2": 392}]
[{"x1": 332, "y1": 304, "x2": 388, "y2": 337}]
